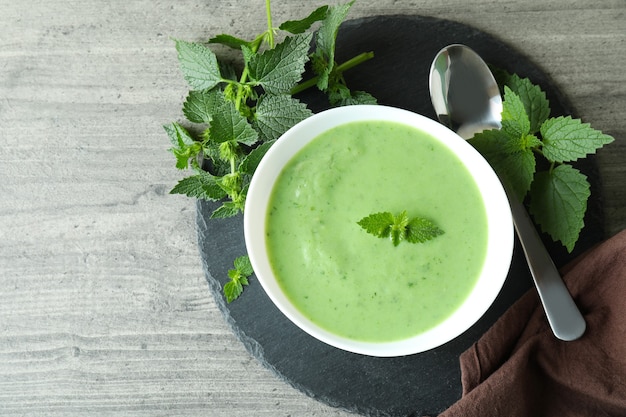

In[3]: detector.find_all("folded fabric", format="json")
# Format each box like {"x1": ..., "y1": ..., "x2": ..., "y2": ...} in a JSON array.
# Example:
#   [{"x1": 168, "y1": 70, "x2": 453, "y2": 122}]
[{"x1": 440, "y1": 229, "x2": 626, "y2": 417}]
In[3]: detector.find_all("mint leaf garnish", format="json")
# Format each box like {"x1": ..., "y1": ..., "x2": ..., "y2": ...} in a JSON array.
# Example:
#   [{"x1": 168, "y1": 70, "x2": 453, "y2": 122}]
[
  {"x1": 529, "y1": 164, "x2": 590, "y2": 252},
  {"x1": 224, "y1": 255, "x2": 253, "y2": 302},
  {"x1": 357, "y1": 211, "x2": 395, "y2": 238},
  {"x1": 406, "y1": 217, "x2": 446, "y2": 244},
  {"x1": 540, "y1": 115, "x2": 615, "y2": 163},
  {"x1": 357, "y1": 211, "x2": 443, "y2": 247},
  {"x1": 175, "y1": 39, "x2": 223, "y2": 91}
]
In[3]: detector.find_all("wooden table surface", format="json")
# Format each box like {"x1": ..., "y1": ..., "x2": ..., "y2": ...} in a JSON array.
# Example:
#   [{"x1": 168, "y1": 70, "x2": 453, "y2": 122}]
[{"x1": 1, "y1": 0, "x2": 624, "y2": 415}]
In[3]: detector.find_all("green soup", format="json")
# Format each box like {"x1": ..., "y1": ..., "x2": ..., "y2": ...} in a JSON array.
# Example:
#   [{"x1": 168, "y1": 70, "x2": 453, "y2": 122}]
[{"x1": 265, "y1": 120, "x2": 488, "y2": 342}]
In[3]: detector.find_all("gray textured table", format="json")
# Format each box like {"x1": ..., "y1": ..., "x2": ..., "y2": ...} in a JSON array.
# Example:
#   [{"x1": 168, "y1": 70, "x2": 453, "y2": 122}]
[{"x1": 1, "y1": 1, "x2": 624, "y2": 416}]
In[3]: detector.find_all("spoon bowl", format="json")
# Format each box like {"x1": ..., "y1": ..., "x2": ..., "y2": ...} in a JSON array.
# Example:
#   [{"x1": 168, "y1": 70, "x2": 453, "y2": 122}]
[
  {"x1": 429, "y1": 44, "x2": 502, "y2": 140},
  {"x1": 428, "y1": 44, "x2": 586, "y2": 341}
]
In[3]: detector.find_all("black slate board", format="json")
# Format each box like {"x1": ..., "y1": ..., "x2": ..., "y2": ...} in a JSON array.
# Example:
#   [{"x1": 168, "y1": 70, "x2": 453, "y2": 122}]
[{"x1": 196, "y1": 15, "x2": 605, "y2": 417}]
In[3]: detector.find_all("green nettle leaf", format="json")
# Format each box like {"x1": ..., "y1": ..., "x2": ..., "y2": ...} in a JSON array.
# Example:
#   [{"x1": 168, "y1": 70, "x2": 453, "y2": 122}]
[
  {"x1": 233, "y1": 255, "x2": 254, "y2": 276},
  {"x1": 208, "y1": 33, "x2": 251, "y2": 49},
  {"x1": 238, "y1": 141, "x2": 275, "y2": 175},
  {"x1": 335, "y1": 90, "x2": 378, "y2": 106},
  {"x1": 163, "y1": 122, "x2": 199, "y2": 169},
  {"x1": 169, "y1": 172, "x2": 228, "y2": 201},
  {"x1": 223, "y1": 280, "x2": 243, "y2": 303},
  {"x1": 504, "y1": 74, "x2": 550, "y2": 133},
  {"x1": 164, "y1": 122, "x2": 195, "y2": 148},
  {"x1": 209, "y1": 97, "x2": 259, "y2": 146},
  {"x1": 224, "y1": 254, "x2": 253, "y2": 302},
  {"x1": 311, "y1": 0, "x2": 354, "y2": 90},
  {"x1": 183, "y1": 89, "x2": 223, "y2": 124},
  {"x1": 279, "y1": 5, "x2": 329, "y2": 34},
  {"x1": 240, "y1": 45, "x2": 255, "y2": 68},
  {"x1": 175, "y1": 39, "x2": 223, "y2": 91},
  {"x1": 211, "y1": 201, "x2": 241, "y2": 219},
  {"x1": 499, "y1": 148, "x2": 536, "y2": 201},
  {"x1": 540, "y1": 116, "x2": 615, "y2": 163},
  {"x1": 501, "y1": 86, "x2": 530, "y2": 138},
  {"x1": 253, "y1": 95, "x2": 313, "y2": 141},
  {"x1": 248, "y1": 33, "x2": 313, "y2": 94},
  {"x1": 521, "y1": 133, "x2": 542, "y2": 150},
  {"x1": 469, "y1": 129, "x2": 536, "y2": 200},
  {"x1": 528, "y1": 164, "x2": 591, "y2": 252}
]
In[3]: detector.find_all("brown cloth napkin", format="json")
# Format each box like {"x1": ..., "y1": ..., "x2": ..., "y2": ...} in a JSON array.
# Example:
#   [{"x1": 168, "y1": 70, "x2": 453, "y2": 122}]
[{"x1": 440, "y1": 229, "x2": 626, "y2": 417}]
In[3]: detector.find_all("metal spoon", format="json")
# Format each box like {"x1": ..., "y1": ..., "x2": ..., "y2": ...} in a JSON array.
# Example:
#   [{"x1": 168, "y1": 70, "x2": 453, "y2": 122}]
[{"x1": 428, "y1": 44, "x2": 586, "y2": 341}]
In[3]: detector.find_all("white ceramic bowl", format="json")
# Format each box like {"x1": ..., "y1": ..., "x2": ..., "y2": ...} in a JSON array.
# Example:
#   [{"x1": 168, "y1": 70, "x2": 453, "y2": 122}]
[{"x1": 244, "y1": 105, "x2": 513, "y2": 357}]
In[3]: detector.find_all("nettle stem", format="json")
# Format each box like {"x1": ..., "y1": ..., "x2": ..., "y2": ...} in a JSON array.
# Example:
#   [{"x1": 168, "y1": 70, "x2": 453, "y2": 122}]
[
  {"x1": 265, "y1": 0, "x2": 275, "y2": 48},
  {"x1": 291, "y1": 51, "x2": 375, "y2": 95},
  {"x1": 235, "y1": 1, "x2": 275, "y2": 112}
]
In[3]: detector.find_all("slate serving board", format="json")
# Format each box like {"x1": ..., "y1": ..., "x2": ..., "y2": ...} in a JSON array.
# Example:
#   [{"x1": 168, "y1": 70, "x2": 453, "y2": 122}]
[{"x1": 196, "y1": 15, "x2": 605, "y2": 417}]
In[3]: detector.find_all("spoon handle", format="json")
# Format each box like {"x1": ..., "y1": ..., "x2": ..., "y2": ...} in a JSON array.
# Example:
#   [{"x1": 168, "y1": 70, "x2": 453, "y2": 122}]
[{"x1": 508, "y1": 194, "x2": 586, "y2": 341}]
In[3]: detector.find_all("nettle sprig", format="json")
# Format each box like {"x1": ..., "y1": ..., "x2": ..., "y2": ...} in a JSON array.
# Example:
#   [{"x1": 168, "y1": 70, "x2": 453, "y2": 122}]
[
  {"x1": 469, "y1": 73, "x2": 614, "y2": 252},
  {"x1": 165, "y1": 0, "x2": 376, "y2": 302},
  {"x1": 165, "y1": 0, "x2": 375, "y2": 219}
]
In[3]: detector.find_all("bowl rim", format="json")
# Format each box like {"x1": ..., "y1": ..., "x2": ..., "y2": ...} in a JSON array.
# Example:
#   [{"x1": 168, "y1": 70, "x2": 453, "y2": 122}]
[{"x1": 244, "y1": 104, "x2": 513, "y2": 357}]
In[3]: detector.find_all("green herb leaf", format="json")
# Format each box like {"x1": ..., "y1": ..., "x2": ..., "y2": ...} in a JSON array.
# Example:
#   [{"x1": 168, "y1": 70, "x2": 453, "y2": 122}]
[
  {"x1": 169, "y1": 171, "x2": 227, "y2": 201},
  {"x1": 279, "y1": 5, "x2": 329, "y2": 34},
  {"x1": 182, "y1": 89, "x2": 223, "y2": 124},
  {"x1": 334, "y1": 90, "x2": 378, "y2": 106},
  {"x1": 357, "y1": 212, "x2": 395, "y2": 239},
  {"x1": 501, "y1": 86, "x2": 530, "y2": 138},
  {"x1": 540, "y1": 116, "x2": 615, "y2": 163},
  {"x1": 208, "y1": 34, "x2": 251, "y2": 49},
  {"x1": 469, "y1": 129, "x2": 536, "y2": 201},
  {"x1": 174, "y1": 39, "x2": 223, "y2": 91},
  {"x1": 311, "y1": 1, "x2": 354, "y2": 90},
  {"x1": 238, "y1": 140, "x2": 275, "y2": 175},
  {"x1": 248, "y1": 33, "x2": 313, "y2": 94},
  {"x1": 390, "y1": 211, "x2": 410, "y2": 246},
  {"x1": 224, "y1": 255, "x2": 253, "y2": 302},
  {"x1": 253, "y1": 95, "x2": 312, "y2": 141},
  {"x1": 163, "y1": 122, "x2": 199, "y2": 169},
  {"x1": 529, "y1": 164, "x2": 590, "y2": 252},
  {"x1": 406, "y1": 217, "x2": 445, "y2": 244},
  {"x1": 211, "y1": 201, "x2": 241, "y2": 219},
  {"x1": 357, "y1": 211, "x2": 443, "y2": 247},
  {"x1": 504, "y1": 74, "x2": 550, "y2": 133},
  {"x1": 233, "y1": 255, "x2": 253, "y2": 276},
  {"x1": 209, "y1": 93, "x2": 259, "y2": 146}
]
